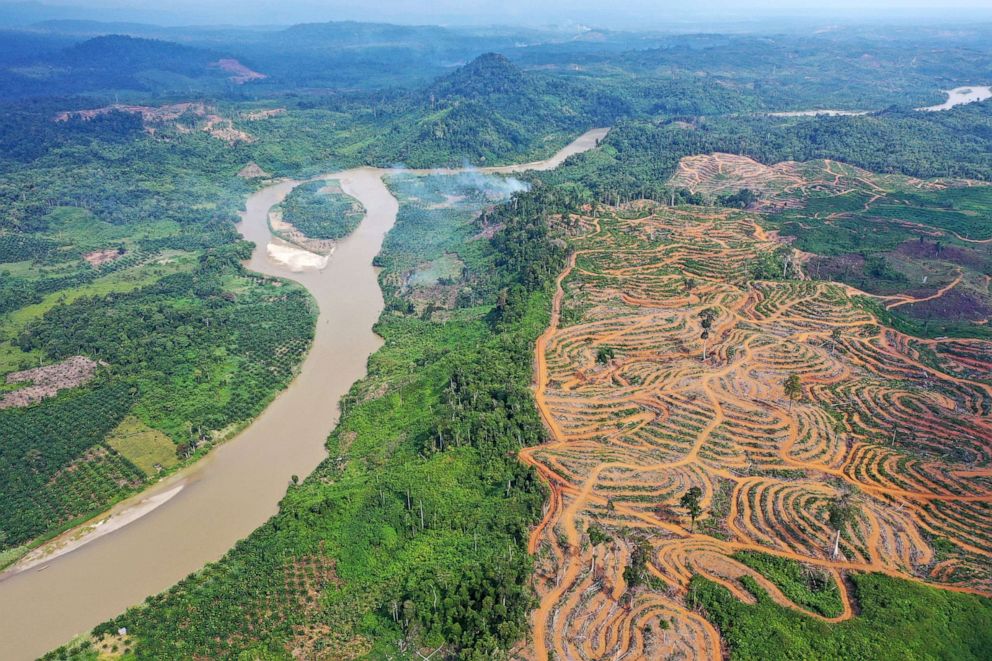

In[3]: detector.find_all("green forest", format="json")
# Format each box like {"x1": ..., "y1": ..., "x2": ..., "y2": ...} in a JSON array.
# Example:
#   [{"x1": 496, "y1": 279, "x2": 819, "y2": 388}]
[
  {"x1": 690, "y1": 572, "x2": 992, "y2": 660},
  {"x1": 274, "y1": 180, "x2": 364, "y2": 242},
  {"x1": 47, "y1": 170, "x2": 576, "y2": 660}
]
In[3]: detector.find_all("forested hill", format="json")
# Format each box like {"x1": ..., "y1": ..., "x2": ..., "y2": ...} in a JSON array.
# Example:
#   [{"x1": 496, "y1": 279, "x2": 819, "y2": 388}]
[
  {"x1": 428, "y1": 52, "x2": 524, "y2": 98},
  {"x1": 58, "y1": 35, "x2": 220, "y2": 73},
  {"x1": 278, "y1": 21, "x2": 458, "y2": 48},
  {"x1": 359, "y1": 53, "x2": 624, "y2": 167},
  {"x1": 0, "y1": 34, "x2": 262, "y2": 98}
]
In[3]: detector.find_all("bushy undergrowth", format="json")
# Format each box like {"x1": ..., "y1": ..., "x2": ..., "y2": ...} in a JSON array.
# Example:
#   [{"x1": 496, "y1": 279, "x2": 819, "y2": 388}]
[{"x1": 689, "y1": 572, "x2": 992, "y2": 660}]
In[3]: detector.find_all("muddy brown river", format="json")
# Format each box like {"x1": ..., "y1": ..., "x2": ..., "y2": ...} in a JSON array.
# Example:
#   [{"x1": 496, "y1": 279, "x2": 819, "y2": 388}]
[{"x1": 0, "y1": 129, "x2": 607, "y2": 661}]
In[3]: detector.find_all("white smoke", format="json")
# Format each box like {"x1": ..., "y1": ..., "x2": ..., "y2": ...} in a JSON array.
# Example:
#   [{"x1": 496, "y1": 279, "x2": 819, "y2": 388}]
[
  {"x1": 454, "y1": 163, "x2": 530, "y2": 200},
  {"x1": 386, "y1": 163, "x2": 531, "y2": 204}
]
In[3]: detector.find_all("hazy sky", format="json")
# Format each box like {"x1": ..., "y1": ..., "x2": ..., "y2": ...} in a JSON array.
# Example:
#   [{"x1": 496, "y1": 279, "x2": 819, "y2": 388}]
[{"x1": 7, "y1": 0, "x2": 992, "y2": 27}]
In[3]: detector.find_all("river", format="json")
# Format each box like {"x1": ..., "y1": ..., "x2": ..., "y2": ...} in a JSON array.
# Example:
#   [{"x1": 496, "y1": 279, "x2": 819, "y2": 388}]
[
  {"x1": 0, "y1": 128, "x2": 608, "y2": 661},
  {"x1": 917, "y1": 85, "x2": 992, "y2": 111},
  {"x1": 766, "y1": 84, "x2": 992, "y2": 116}
]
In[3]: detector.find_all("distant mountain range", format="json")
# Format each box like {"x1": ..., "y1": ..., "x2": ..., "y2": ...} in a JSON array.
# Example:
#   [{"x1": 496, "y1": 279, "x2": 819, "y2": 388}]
[
  {"x1": 0, "y1": 33, "x2": 266, "y2": 99},
  {"x1": 0, "y1": 17, "x2": 646, "y2": 98},
  {"x1": 0, "y1": 1, "x2": 184, "y2": 28}
]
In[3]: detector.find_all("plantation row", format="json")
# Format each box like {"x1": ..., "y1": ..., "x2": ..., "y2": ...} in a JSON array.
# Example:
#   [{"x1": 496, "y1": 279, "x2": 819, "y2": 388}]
[
  {"x1": 0, "y1": 381, "x2": 137, "y2": 547},
  {"x1": 0, "y1": 232, "x2": 57, "y2": 263}
]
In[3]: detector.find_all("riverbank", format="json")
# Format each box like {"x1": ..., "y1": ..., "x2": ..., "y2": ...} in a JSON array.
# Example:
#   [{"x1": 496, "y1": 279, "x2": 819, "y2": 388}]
[
  {"x1": 8, "y1": 484, "x2": 186, "y2": 574},
  {"x1": 0, "y1": 129, "x2": 608, "y2": 661},
  {"x1": 918, "y1": 85, "x2": 992, "y2": 111}
]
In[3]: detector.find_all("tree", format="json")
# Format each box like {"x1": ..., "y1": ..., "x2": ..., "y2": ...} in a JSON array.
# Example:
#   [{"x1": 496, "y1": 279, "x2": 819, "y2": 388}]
[
  {"x1": 622, "y1": 538, "x2": 653, "y2": 590},
  {"x1": 827, "y1": 494, "x2": 858, "y2": 559},
  {"x1": 829, "y1": 327, "x2": 842, "y2": 355},
  {"x1": 784, "y1": 373, "x2": 803, "y2": 411},
  {"x1": 698, "y1": 308, "x2": 716, "y2": 361},
  {"x1": 679, "y1": 487, "x2": 703, "y2": 532},
  {"x1": 718, "y1": 187, "x2": 758, "y2": 209}
]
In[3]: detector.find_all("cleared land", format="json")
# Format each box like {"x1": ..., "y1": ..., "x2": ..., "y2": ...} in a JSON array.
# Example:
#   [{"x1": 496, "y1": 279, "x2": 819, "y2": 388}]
[
  {"x1": 53, "y1": 102, "x2": 279, "y2": 144},
  {"x1": 0, "y1": 356, "x2": 100, "y2": 409},
  {"x1": 672, "y1": 153, "x2": 992, "y2": 334},
  {"x1": 521, "y1": 194, "x2": 992, "y2": 659}
]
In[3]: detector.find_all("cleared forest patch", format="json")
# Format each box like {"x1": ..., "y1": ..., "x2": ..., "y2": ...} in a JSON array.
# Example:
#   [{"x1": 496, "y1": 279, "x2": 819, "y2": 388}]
[
  {"x1": 521, "y1": 199, "x2": 992, "y2": 659},
  {"x1": 672, "y1": 153, "x2": 992, "y2": 338},
  {"x1": 0, "y1": 355, "x2": 100, "y2": 409},
  {"x1": 55, "y1": 102, "x2": 256, "y2": 144}
]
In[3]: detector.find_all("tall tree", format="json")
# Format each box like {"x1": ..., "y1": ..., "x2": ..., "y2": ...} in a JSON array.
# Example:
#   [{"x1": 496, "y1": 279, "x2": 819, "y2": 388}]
[
  {"x1": 829, "y1": 327, "x2": 842, "y2": 355},
  {"x1": 679, "y1": 486, "x2": 703, "y2": 532},
  {"x1": 699, "y1": 308, "x2": 716, "y2": 361},
  {"x1": 784, "y1": 373, "x2": 803, "y2": 411},
  {"x1": 827, "y1": 494, "x2": 857, "y2": 559}
]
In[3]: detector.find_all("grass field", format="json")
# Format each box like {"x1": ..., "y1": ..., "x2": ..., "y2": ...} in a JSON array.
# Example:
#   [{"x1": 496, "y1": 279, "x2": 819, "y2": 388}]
[
  {"x1": 408, "y1": 252, "x2": 464, "y2": 287},
  {"x1": 105, "y1": 416, "x2": 179, "y2": 476}
]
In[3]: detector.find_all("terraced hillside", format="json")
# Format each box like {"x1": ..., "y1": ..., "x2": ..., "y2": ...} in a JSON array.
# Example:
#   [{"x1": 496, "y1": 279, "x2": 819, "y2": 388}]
[{"x1": 520, "y1": 198, "x2": 992, "y2": 659}]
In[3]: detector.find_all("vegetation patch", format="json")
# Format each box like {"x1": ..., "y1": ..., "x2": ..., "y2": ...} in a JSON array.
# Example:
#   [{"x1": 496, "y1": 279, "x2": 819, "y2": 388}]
[
  {"x1": 689, "y1": 573, "x2": 992, "y2": 660},
  {"x1": 105, "y1": 416, "x2": 179, "y2": 477},
  {"x1": 408, "y1": 253, "x2": 464, "y2": 287},
  {"x1": 732, "y1": 551, "x2": 844, "y2": 618},
  {"x1": 275, "y1": 179, "x2": 364, "y2": 242}
]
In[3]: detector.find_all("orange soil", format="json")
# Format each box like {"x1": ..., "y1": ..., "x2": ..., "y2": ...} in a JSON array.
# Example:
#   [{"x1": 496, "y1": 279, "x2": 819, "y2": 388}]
[
  {"x1": 83, "y1": 248, "x2": 123, "y2": 267},
  {"x1": 517, "y1": 203, "x2": 992, "y2": 660}
]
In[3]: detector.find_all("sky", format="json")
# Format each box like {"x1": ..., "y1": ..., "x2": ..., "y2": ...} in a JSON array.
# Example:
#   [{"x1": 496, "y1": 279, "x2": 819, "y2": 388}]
[{"x1": 4, "y1": 0, "x2": 992, "y2": 28}]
